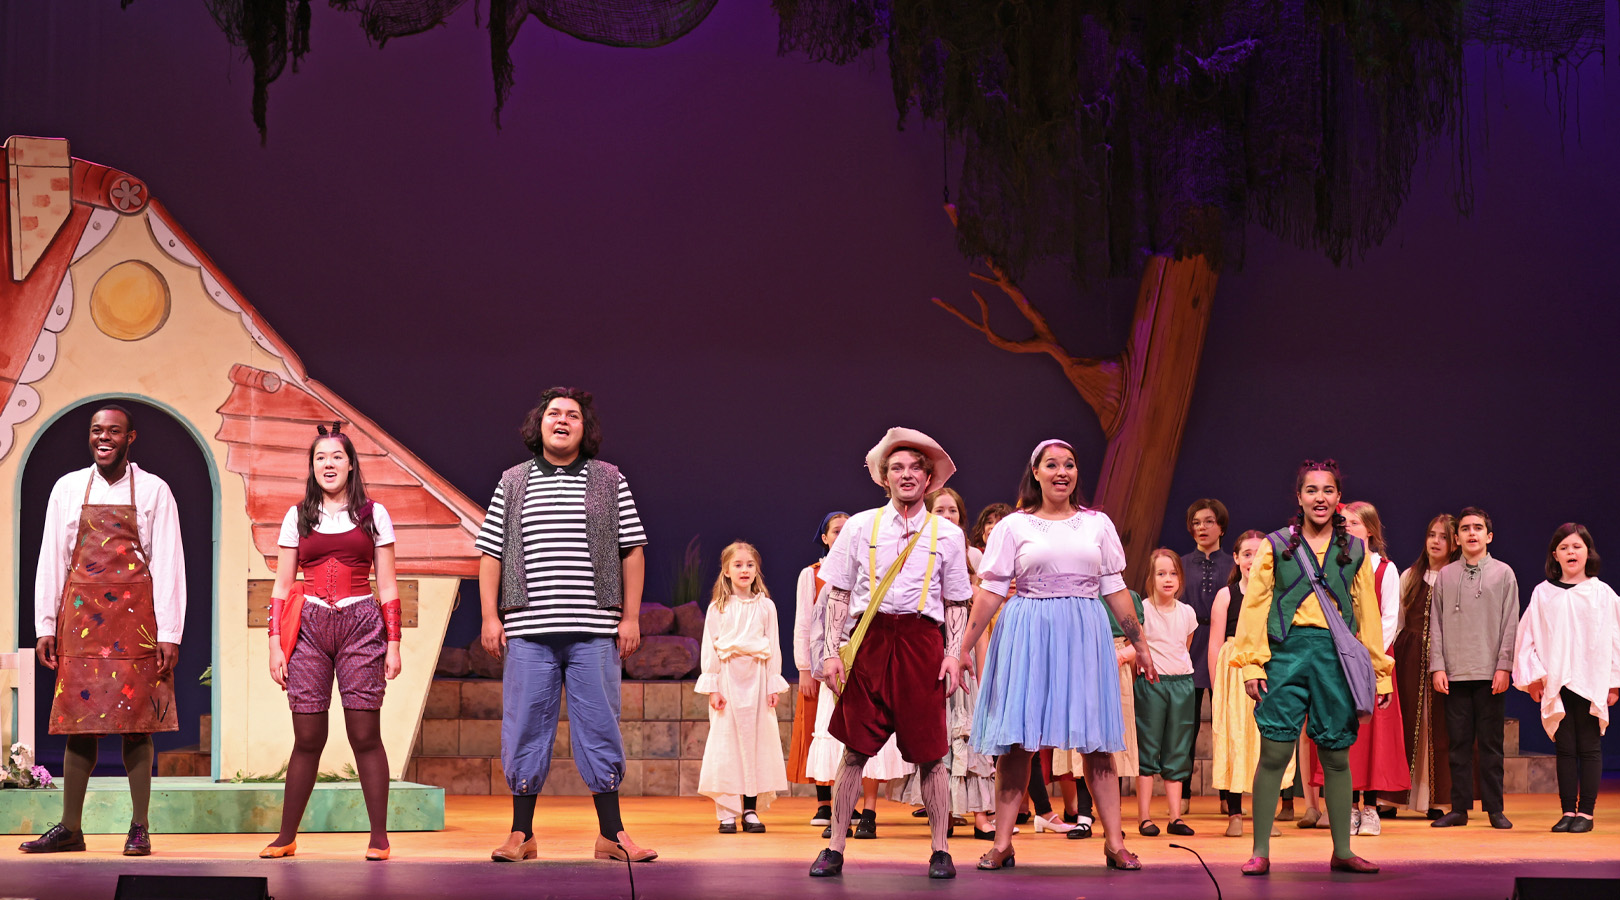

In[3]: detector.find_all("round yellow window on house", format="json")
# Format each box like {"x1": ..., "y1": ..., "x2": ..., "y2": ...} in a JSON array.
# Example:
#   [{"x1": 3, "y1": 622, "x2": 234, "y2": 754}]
[{"x1": 91, "y1": 261, "x2": 171, "y2": 341}]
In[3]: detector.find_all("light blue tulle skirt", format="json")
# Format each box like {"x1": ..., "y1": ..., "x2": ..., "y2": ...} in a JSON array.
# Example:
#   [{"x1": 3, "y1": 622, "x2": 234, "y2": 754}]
[{"x1": 970, "y1": 595, "x2": 1125, "y2": 756}]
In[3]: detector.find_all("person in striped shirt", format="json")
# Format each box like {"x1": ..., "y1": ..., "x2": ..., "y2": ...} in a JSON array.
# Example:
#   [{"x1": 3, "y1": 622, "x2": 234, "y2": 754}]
[{"x1": 478, "y1": 387, "x2": 654, "y2": 864}]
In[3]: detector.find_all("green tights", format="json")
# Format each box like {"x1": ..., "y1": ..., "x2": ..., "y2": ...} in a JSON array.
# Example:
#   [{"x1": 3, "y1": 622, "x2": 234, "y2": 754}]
[{"x1": 1250, "y1": 737, "x2": 1353, "y2": 859}]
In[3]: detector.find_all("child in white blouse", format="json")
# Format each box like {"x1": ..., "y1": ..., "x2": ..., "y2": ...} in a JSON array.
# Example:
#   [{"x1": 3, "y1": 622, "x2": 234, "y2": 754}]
[
  {"x1": 696, "y1": 542, "x2": 791, "y2": 833},
  {"x1": 1135, "y1": 549, "x2": 1200, "y2": 837}
]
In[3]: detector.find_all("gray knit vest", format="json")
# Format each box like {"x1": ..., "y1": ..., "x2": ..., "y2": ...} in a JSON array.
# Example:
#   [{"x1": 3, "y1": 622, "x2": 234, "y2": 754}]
[{"x1": 497, "y1": 458, "x2": 624, "y2": 612}]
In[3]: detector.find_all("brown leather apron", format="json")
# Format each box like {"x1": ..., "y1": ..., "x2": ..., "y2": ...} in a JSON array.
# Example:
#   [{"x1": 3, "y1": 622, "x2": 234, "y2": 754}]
[{"x1": 48, "y1": 468, "x2": 177, "y2": 734}]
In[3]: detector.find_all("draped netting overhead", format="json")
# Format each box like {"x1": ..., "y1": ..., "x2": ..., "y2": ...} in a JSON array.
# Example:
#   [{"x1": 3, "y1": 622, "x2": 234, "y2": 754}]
[
  {"x1": 195, "y1": 0, "x2": 719, "y2": 141},
  {"x1": 774, "y1": 0, "x2": 1607, "y2": 279}
]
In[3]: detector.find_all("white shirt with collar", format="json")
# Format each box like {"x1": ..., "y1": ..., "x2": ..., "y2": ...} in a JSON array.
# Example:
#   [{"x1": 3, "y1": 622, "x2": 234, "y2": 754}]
[
  {"x1": 34, "y1": 462, "x2": 187, "y2": 644},
  {"x1": 819, "y1": 501, "x2": 972, "y2": 635}
]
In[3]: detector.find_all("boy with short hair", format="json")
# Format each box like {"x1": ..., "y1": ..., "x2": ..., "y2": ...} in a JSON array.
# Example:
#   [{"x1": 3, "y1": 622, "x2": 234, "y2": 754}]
[
  {"x1": 1428, "y1": 507, "x2": 1518, "y2": 829},
  {"x1": 1181, "y1": 499, "x2": 1232, "y2": 810}
]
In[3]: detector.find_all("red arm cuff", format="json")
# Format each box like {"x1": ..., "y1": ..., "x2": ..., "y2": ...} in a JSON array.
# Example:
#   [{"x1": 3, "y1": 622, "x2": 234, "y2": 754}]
[
  {"x1": 269, "y1": 596, "x2": 284, "y2": 637},
  {"x1": 382, "y1": 598, "x2": 403, "y2": 642}
]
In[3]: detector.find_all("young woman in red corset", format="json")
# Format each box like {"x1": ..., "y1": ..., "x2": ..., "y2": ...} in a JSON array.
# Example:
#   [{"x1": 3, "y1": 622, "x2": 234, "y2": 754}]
[{"x1": 260, "y1": 424, "x2": 403, "y2": 861}]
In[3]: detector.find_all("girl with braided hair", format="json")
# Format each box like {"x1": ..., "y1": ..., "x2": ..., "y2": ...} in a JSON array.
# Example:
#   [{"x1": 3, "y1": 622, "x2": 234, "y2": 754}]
[
  {"x1": 1230, "y1": 460, "x2": 1393, "y2": 876},
  {"x1": 261, "y1": 423, "x2": 403, "y2": 861}
]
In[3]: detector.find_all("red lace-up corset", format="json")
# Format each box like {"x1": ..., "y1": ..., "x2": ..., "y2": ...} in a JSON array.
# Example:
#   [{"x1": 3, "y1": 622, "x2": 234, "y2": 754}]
[{"x1": 297, "y1": 526, "x2": 375, "y2": 601}]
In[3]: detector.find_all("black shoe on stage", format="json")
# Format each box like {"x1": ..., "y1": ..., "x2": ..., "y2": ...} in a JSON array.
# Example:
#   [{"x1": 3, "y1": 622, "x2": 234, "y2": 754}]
[
  {"x1": 1167, "y1": 819, "x2": 1195, "y2": 837},
  {"x1": 1377, "y1": 805, "x2": 1398, "y2": 819},
  {"x1": 1431, "y1": 811, "x2": 1468, "y2": 828},
  {"x1": 912, "y1": 807, "x2": 929, "y2": 818},
  {"x1": 718, "y1": 819, "x2": 738, "y2": 834},
  {"x1": 854, "y1": 810, "x2": 877, "y2": 839},
  {"x1": 1488, "y1": 812, "x2": 1513, "y2": 830},
  {"x1": 821, "y1": 825, "x2": 853, "y2": 839},
  {"x1": 123, "y1": 822, "x2": 152, "y2": 856},
  {"x1": 1551, "y1": 815, "x2": 1577, "y2": 833},
  {"x1": 973, "y1": 827, "x2": 996, "y2": 841},
  {"x1": 1425, "y1": 808, "x2": 1444, "y2": 820},
  {"x1": 1569, "y1": 817, "x2": 1593, "y2": 834},
  {"x1": 1015, "y1": 813, "x2": 1031, "y2": 825},
  {"x1": 1066, "y1": 820, "x2": 1093, "y2": 839},
  {"x1": 928, "y1": 850, "x2": 956, "y2": 879},
  {"x1": 19, "y1": 823, "x2": 85, "y2": 854},
  {"x1": 741, "y1": 812, "x2": 766, "y2": 834},
  {"x1": 810, "y1": 805, "x2": 832, "y2": 826},
  {"x1": 809, "y1": 848, "x2": 844, "y2": 877},
  {"x1": 1138, "y1": 820, "x2": 1161, "y2": 837}
]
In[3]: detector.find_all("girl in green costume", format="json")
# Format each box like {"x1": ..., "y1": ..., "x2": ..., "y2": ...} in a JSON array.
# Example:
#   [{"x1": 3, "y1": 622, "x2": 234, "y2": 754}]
[{"x1": 1230, "y1": 460, "x2": 1393, "y2": 876}]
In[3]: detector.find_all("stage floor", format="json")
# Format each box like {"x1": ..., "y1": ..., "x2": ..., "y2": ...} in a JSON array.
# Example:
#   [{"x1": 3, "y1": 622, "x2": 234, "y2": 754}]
[{"x1": 2, "y1": 789, "x2": 1617, "y2": 899}]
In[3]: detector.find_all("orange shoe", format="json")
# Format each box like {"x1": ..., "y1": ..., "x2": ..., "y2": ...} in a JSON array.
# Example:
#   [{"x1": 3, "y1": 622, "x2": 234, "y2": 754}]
[
  {"x1": 594, "y1": 833, "x2": 657, "y2": 862},
  {"x1": 258, "y1": 841, "x2": 296, "y2": 859},
  {"x1": 491, "y1": 832, "x2": 538, "y2": 862},
  {"x1": 365, "y1": 846, "x2": 391, "y2": 861}
]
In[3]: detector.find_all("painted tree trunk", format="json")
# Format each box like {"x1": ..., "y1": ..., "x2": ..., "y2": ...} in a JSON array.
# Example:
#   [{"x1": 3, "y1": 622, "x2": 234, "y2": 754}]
[{"x1": 1091, "y1": 255, "x2": 1219, "y2": 584}]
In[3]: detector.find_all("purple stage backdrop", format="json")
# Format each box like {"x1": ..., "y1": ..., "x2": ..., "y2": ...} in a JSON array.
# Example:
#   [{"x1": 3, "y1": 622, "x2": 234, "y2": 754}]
[{"x1": 3, "y1": 2, "x2": 1616, "y2": 767}]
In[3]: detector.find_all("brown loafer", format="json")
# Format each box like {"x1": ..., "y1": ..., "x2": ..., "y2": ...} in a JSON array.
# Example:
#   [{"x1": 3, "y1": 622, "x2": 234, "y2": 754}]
[
  {"x1": 595, "y1": 833, "x2": 657, "y2": 862},
  {"x1": 491, "y1": 832, "x2": 538, "y2": 862},
  {"x1": 976, "y1": 846, "x2": 1015, "y2": 870},
  {"x1": 1330, "y1": 854, "x2": 1380, "y2": 874},
  {"x1": 1242, "y1": 856, "x2": 1270, "y2": 876},
  {"x1": 1104, "y1": 844, "x2": 1141, "y2": 870}
]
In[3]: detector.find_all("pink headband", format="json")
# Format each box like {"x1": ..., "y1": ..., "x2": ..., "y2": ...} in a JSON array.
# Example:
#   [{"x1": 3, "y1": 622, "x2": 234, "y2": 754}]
[{"x1": 1029, "y1": 439, "x2": 1073, "y2": 466}]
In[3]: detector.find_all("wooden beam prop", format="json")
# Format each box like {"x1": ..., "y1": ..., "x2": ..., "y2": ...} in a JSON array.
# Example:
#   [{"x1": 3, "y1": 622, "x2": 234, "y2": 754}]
[{"x1": 934, "y1": 206, "x2": 1218, "y2": 582}]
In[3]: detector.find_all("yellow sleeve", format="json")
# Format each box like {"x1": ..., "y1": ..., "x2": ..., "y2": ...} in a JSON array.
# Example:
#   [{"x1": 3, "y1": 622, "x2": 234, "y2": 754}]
[
  {"x1": 1231, "y1": 540, "x2": 1277, "y2": 682},
  {"x1": 1351, "y1": 554, "x2": 1395, "y2": 694}
]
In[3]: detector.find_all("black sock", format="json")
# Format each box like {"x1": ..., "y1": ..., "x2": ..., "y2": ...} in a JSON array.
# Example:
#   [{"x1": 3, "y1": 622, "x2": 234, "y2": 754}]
[
  {"x1": 1365, "y1": 791, "x2": 1378, "y2": 806},
  {"x1": 593, "y1": 791, "x2": 625, "y2": 841},
  {"x1": 511, "y1": 794, "x2": 537, "y2": 841},
  {"x1": 816, "y1": 784, "x2": 832, "y2": 803},
  {"x1": 743, "y1": 795, "x2": 757, "y2": 812}
]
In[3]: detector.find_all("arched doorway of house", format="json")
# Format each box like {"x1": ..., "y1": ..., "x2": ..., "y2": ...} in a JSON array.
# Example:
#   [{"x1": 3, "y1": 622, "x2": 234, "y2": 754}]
[{"x1": 16, "y1": 398, "x2": 216, "y2": 776}]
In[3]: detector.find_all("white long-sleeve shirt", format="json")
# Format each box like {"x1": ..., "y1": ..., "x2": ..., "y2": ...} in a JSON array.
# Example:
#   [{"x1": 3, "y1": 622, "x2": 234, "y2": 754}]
[
  {"x1": 792, "y1": 563, "x2": 822, "y2": 673},
  {"x1": 1370, "y1": 552, "x2": 1401, "y2": 652},
  {"x1": 1513, "y1": 578, "x2": 1620, "y2": 739},
  {"x1": 34, "y1": 463, "x2": 187, "y2": 644}
]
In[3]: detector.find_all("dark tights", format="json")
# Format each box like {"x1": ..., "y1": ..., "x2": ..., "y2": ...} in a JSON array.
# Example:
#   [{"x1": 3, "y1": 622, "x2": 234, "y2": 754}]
[
  {"x1": 61, "y1": 734, "x2": 153, "y2": 831},
  {"x1": 273, "y1": 709, "x2": 390, "y2": 849},
  {"x1": 1219, "y1": 789, "x2": 1244, "y2": 816},
  {"x1": 1555, "y1": 688, "x2": 1602, "y2": 815}
]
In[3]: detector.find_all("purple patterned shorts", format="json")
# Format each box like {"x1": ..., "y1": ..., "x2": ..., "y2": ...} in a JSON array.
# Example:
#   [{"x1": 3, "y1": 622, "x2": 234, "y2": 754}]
[{"x1": 287, "y1": 600, "x2": 387, "y2": 714}]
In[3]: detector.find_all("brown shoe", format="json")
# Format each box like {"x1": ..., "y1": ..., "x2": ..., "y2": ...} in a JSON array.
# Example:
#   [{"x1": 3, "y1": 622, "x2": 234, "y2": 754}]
[
  {"x1": 976, "y1": 845, "x2": 1015, "y2": 870},
  {"x1": 1104, "y1": 843, "x2": 1141, "y2": 870},
  {"x1": 491, "y1": 832, "x2": 538, "y2": 862},
  {"x1": 595, "y1": 833, "x2": 657, "y2": 862},
  {"x1": 1330, "y1": 854, "x2": 1380, "y2": 874}
]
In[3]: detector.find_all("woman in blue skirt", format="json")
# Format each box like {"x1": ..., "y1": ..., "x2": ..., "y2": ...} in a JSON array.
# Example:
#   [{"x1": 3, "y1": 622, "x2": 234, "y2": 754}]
[{"x1": 957, "y1": 439, "x2": 1160, "y2": 871}]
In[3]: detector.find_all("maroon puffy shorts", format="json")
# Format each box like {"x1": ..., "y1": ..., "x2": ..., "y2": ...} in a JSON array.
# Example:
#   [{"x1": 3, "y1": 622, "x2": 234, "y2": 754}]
[
  {"x1": 286, "y1": 600, "x2": 387, "y2": 714},
  {"x1": 829, "y1": 612, "x2": 947, "y2": 764}
]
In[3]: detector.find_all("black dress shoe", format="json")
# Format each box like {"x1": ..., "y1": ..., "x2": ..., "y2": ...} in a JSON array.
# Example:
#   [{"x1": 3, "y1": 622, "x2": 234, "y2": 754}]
[
  {"x1": 853, "y1": 810, "x2": 877, "y2": 839},
  {"x1": 1425, "y1": 808, "x2": 1444, "y2": 820},
  {"x1": 1066, "y1": 819, "x2": 1094, "y2": 839},
  {"x1": 1551, "y1": 815, "x2": 1577, "y2": 833},
  {"x1": 912, "y1": 807, "x2": 929, "y2": 817},
  {"x1": 928, "y1": 850, "x2": 956, "y2": 879},
  {"x1": 741, "y1": 812, "x2": 766, "y2": 834},
  {"x1": 1377, "y1": 805, "x2": 1398, "y2": 819},
  {"x1": 821, "y1": 825, "x2": 852, "y2": 839},
  {"x1": 1167, "y1": 819, "x2": 1195, "y2": 837},
  {"x1": 1431, "y1": 811, "x2": 1468, "y2": 828},
  {"x1": 1489, "y1": 812, "x2": 1513, "y2": 830},
  {"x1": 718, "y1": 819, "x2": 738, "y2": 834},
  {"x1": 19, "y1": 823, "x2": 85, "y2": 854},
  {"x1": 1139, "y1": 820, "x2": 1161, "y2": 837},
  {"x1": 810, "y1": 805, "x2": 832, "y2": 826},
  {"x1": 808, "y1": 848, "x2": 844, "y2": 877},
  {"x1": 123, "y1": 822, "x2": 152, "y2": 856},
  {"x1": 1569, "y1": 816, "x2": 1594, "y2": 834}
]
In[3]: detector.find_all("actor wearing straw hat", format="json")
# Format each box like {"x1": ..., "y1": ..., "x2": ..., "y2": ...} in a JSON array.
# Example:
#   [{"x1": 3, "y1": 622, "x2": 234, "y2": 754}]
[{"x1": 809, "y1": 428, "x2": 973, "y2": 880}]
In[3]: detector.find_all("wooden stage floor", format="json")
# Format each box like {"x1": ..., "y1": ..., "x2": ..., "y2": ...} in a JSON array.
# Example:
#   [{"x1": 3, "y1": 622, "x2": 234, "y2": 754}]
[{"x1": 3, "y1": 789, "x2": 1617, "y2": 899}]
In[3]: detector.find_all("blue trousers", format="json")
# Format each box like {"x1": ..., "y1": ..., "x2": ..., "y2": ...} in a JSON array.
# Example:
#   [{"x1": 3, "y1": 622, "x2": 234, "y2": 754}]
[{"x1": 501, "y1": 635, "x2": 625, "y2": 796}]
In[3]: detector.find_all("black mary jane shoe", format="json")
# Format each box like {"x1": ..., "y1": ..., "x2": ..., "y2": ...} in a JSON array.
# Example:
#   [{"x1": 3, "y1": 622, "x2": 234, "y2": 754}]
[
  {"x1": 973, "y1": 827, "x2": 997, "y2": 841},
  {"x1": 718, "y1": 819, "x2": 738, "y2": 834},
  {"x1": 853, "y1": 810, "x2": 878, "y2": 840},
  {"x1": 928, "y1": 850, "x2": 956, "y2": 879},
  {"x1": 19, "y1": 823, "x2": 85, "y2": 854},
  {"x1": 808, "y1": 848, "x2": 844, "y2": 877},
  {"x1": 1551, "y1": 815, "x2": 1577, "y2": 833},
  {"x1": 1066, "y1": 820, "x2": 1094, "y2": 840},
  {"x1": 123, "y1": 822, "x2": 152, "y2": 856},
  {"x1": 741, "y1": 812, "x2": 766, "y2": 834},
  {"x1": 1166, "y1": 819, "x2": 1195, "y2": 837},
  {"x1": 1138, "y1": 819, "x2": 1161, "y2": 837},
  {"x1": 1569, "y1": 816, "x2": 1594, "y2": 834}
]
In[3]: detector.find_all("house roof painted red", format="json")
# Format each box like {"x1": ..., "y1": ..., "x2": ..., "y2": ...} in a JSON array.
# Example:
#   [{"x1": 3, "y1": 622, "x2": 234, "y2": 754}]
[{"x1": 2, "y1": 137, "x2": 484, "y2": 577}]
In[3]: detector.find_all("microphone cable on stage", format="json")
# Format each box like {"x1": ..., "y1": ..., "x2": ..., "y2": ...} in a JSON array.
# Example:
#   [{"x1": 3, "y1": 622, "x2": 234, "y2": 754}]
[
  {"x1": 614, "y1": 841, "x2": 638, "y2": 900},
  {"x1": 1168, "y1": 843, "x2": 1221, "y2": 900}
]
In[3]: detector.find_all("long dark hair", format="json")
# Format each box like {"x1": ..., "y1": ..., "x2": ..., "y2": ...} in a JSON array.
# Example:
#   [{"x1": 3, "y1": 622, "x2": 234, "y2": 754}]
[
  {"x1": 969, "y1": 502, "x2": 1013, "y2": 550},
  {"x1": 298, "y1": 424, "x2": 377, "y2": 540},
  {"x1": 1545, "y1": 522, "x2": 1602, "y2": 581},
  {"x1": 1016, "y1": 441, "x2": 1088, "y2": 512},
  {"x1": 520, "y1": 387, "x2": 603, "y2": 458},
  {"x1": 1400, "y1": 513, "x2": 1458, "y2": 614},
  {"x1": 1280, "y1": 458, "x2": 1350, "y2": 566}
]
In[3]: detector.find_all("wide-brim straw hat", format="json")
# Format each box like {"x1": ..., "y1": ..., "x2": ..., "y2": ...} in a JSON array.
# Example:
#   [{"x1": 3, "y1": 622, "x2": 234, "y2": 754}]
[{"x1": 865, "y1": 427, "x2": 956, "y2": 495}]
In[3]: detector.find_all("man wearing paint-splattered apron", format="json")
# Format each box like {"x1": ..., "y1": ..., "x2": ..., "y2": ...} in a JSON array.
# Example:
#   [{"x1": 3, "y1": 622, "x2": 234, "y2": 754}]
[{"x1": 22, "y1": 403, "x2": 185, "y2": 857}]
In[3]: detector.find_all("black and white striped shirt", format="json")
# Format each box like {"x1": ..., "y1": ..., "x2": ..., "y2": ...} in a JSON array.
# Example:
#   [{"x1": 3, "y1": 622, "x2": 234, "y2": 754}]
[{"x1": 475, "y1": 457, "x2": 647, "y2": 638}]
